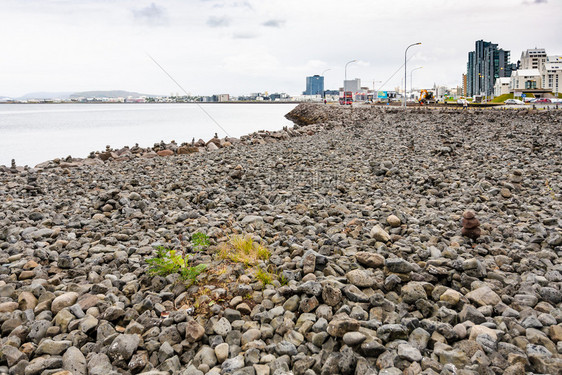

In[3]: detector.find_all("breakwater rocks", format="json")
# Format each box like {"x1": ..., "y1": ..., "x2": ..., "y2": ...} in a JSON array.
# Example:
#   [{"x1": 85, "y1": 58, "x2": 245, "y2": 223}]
[{"x1": 1, "y1": 104, "x2": 562, "y2": 375}]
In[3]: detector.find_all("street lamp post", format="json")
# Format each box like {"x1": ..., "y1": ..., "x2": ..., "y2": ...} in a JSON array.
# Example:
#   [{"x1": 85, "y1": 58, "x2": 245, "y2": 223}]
[
  {"x1": 373, "y1": 79, "x2": 382, "y2": 101},
  {"x1": 404, "y1": 42, "x2": 421, "y2": 108},
  {"x1": 321, "y1": 69, "x2": 331, "y2": 98},
  {"x1": 410, "y1": 66, "x2": 423, "y2": 100},
  {"x1": 345, "y1": 60, "x2": 357, "y2": 83}
]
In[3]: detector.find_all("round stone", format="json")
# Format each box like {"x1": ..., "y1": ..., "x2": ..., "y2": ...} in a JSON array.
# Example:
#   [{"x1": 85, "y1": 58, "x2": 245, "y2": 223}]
[
  {"x1": 342, "y1": 331, "x2": 367, "y2": 346},
  {"x1": 387, "y1": 215, "x2": 401, "y2": 227}
]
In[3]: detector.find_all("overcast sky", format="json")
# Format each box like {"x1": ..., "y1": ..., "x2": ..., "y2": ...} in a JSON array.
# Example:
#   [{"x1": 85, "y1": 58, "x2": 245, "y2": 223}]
[{"x1": 1, "y1": 0, "x2": 561, "y2": 97}]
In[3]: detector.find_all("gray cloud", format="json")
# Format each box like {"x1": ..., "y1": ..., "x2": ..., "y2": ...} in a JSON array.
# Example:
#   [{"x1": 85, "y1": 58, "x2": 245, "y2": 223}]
[
  {"x1": 534, "y1": 0, "x2": 547, "y2": 3},
  {"x1": 203, "y1": 1, "x2": 253, "y2": 10},
  {"x1": 262, "y1": 19, "x2": 285, "y2": 28},
  {"x1": 234, "y1": 1, "x2": 253, "y2": 9},
  {"x1": 222, "y1": 1, "x2": 253, "y2": 9},
  {"x1": 232, "y1": 31, "x2": 258, "y2": 39},
  {"x1": 133, "y1": 3, "x2": 168, "y2": 26},
  {"x1": 207, "y1": 16, "x2": 231, "y2": 27}
]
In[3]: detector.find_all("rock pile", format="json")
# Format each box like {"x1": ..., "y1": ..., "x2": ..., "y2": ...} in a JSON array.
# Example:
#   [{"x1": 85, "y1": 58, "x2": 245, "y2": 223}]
[
  {"x1": 461, "y1": 211, "x2": 480, "y2": 242},
  {"x1": 0, "y1": 104, "x2": 561, "y2": 375}
]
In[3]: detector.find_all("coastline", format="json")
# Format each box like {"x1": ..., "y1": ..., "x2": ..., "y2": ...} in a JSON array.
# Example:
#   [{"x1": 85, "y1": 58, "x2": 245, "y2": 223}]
[
  {"x1": 0, "y1": 102, "x2": 299, "y2": 169},
  {"x1": 0, "y1": 101, "x2": 307, "y2": 105},
  {"x1": 0, "y1": 103, "x2": 492, "y2": 170},
  {"x1": 0, "y1": 104, "x2": 561, "y2": 374}
]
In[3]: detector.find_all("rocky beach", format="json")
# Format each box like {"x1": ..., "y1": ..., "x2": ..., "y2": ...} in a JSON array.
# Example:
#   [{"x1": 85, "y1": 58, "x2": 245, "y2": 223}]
[{"x1": 0, "y1": 104, "x2": 561, "y2": 375}]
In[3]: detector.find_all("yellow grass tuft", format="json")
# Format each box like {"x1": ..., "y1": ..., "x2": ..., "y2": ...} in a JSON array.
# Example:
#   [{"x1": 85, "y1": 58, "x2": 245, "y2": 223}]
[{"x1": 218, "y1": 235, "x2": 271, "y2": 266}]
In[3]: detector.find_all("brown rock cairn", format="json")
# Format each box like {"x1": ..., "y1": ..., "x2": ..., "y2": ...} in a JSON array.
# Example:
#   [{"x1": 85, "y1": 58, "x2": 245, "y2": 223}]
[{"x1": 461, "y1": 210, "x2": 481, "y2": 241}]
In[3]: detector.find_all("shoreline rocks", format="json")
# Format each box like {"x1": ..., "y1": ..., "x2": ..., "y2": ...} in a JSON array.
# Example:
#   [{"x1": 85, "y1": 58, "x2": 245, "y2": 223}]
[{"x1": 0, "y1": 104, "x2": 561, "y2": 374}]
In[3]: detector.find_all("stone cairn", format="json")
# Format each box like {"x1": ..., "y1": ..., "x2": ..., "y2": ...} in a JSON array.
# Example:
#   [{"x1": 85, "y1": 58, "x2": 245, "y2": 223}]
[{"x1": 461, "y1": 210, "x2": 481, "y2": 241}]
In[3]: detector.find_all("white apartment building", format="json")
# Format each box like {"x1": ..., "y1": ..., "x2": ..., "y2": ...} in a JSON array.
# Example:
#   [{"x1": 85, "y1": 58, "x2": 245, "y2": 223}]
[
  {"x1": 494, "y1": 77, "x2": 511, "y2": 97},
  {"x1": 541, "y1": 56, "x2": 562, "y2": 94},
  {"x1": 520, "y1": 48, "x2": 547, "y2": 70},
  {"x1": 510, "y1": 48, "x2": 561, "y2": 96}
]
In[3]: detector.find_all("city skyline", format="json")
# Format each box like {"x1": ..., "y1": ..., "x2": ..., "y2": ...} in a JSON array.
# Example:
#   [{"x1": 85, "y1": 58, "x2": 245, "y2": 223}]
[{"x1": 1, "y1": 0, "x2": 561, "y2": 98}]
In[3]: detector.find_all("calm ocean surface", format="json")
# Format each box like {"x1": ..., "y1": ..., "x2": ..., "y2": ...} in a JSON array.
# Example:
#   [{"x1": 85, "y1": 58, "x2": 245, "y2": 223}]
[{"x1": 0, "y1": 103, "x2": 297, "y2": 167}]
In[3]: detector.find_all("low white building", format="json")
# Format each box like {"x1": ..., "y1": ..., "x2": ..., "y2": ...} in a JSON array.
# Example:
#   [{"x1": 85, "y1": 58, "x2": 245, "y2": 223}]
[
  {"x1": 494, "y1": 77, "x2": 511, "y2": 97},
  {"x1": 510, "y1": 69, "x2": 541, "y2": 95},
  {"x1": 435, "y1": 86, "x2": 449, "y2": 100},
  {"x1": 449, "y1": 86, "x2": 463, "y2": 98},
  {"x1": 291, "y1": 94, "x2": 323, "y2": 102}
]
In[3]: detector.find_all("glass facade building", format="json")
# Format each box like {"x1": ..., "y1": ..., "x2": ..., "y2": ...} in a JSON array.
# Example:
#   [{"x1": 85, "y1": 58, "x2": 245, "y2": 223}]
[
  {"x1": 466, "y1": 40, "x2": 515, "y2": 97},
  {"x1": 304, "y1": 75, "x2": 324, "y2": 95}
]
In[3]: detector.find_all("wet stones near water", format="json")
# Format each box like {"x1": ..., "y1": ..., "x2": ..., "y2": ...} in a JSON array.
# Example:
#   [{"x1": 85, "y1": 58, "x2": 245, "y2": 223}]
[{"x1": 0, "y1": 104, "x2": 561, "y2": 375}]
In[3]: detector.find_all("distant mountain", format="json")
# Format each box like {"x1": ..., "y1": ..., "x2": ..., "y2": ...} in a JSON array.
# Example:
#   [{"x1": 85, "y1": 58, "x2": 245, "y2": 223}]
[
  {"x1": 18, "y1": 92, "x2": 73, "y2": 100},
  {"x1": 69, "y1": 90, "x2": 153, "y2": 99},
  {"x1": 13, "y1": 90, "x2": 156, "y2": 101}
]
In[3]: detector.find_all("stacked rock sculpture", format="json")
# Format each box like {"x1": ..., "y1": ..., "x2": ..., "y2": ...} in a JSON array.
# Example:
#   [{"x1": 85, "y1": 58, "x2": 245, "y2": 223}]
[{"x1": 461, "y1": 210, "x2": 481, "y2": 241}]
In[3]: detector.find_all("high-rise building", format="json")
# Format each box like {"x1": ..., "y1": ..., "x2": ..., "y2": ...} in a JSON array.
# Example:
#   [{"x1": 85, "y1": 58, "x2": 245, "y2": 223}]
[
  {"x1": 304, "y1": 75, "x2": 324, "y2": 95},
  {"x1": 467, "y1": 51, "x2": 475, "y2": 97},
  {"x1": 466, "y1": 40, "x2": 515, "y2": 97}
]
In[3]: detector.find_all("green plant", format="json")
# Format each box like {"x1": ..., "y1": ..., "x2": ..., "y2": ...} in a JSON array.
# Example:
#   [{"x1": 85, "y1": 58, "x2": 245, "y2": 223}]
[
  {"x1": 255, "y1": 267, "x2": 274, "y2": 286},
  {"x1": 278, "y1": 273, "x2": 289, "y2": 286},
  {"x1": 191, "y1": 232, "x2": 210, "y2": 252},
  {"x1": 146, "y1": 247, "x2": 182, "y2": 276},
  {"x1": 181, "y1": 263, "x2": 208, "y2": 283},
  {"x1": 146, "y1": 246, "x2": 207, "y2": 284}
]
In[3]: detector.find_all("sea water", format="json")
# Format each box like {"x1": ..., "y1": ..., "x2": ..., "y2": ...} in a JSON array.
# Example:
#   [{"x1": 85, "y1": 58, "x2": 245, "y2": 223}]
[{"x1": 0, "y1": 103, "x2": 297, "y2": 167}]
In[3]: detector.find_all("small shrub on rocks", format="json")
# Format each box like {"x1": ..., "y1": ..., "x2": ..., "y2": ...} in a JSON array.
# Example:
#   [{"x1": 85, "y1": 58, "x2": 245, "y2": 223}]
[
  {"x1": 218, "y1": 235, "x2": 270, "y2": 266},
  {"x1": 191, "y1": 232, "x2": 210, "y2": 252},
  {"x1": 146, "y1": 246, "x2": 207, "y2": 284}
]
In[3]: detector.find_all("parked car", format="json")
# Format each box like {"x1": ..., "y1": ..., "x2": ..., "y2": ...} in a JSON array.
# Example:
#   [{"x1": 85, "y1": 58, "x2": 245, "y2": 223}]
[
  {"x1": 534, "y1": 98, "x2": 552, "y2": 103},
  {"x1": 504, "y1": 99, "x2": 524, "y2": 105}
]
